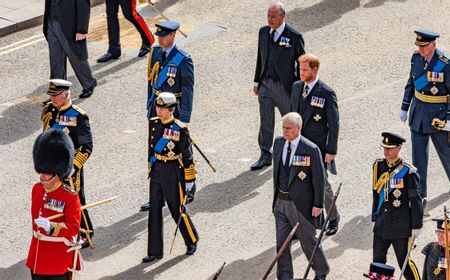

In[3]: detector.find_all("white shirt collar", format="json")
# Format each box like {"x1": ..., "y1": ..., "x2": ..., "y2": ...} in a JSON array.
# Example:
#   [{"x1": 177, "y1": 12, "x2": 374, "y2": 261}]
[
  {"x1": 163, "y1": 44, "x2": 176, "y2": 56},
  {"x1": 283, "y1": 134, "x2": 301, "y2": 165},
  {"x1": 304, "y1": 76, "x2": 319, "y2": 91},
  {"x1": 270, "y1": 22, "x2": 286, "y2": 40}
]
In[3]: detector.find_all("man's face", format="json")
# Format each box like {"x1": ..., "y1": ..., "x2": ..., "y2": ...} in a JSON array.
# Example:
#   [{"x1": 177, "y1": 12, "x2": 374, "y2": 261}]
[
  {"x1": 383, "y1": 146, "x2": 401, "y2": 161},
  {"x1": 50, "y1": 92, "x2": 69, "y2": 107},
  {"x1": 283, "y1": 119, "x2": 301, "y2": 142},
  {"x1": 300, "y1": 62, "x2": 318, "y2": 84},
  {"x1": 157, "y1": 32, "x2": 175, "y2": 49},
  {"x1": 267, "y1": 6, "x2": 284, "y2": 29},
  {"x1": 436, "y1": 229, "x2": 450, "y2": 247},
  {"x1": 418, "y1": 42, "x2": 436, "y2": 59},
  {"x1": 156, "y1": 106, "x2": 172, "y2": 120},
  {"x1": 39, "y1": 173, "x2": 61, "y2": 188}
]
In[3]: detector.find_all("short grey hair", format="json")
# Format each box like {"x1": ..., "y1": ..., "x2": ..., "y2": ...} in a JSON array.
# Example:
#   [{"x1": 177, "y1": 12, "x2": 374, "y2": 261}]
[
  {"x1": 269, "y1": 1, "x2": 286, "y2": 17},
  {"x1": 282, "y1": 112, "x2": 302, "y2": 128}
]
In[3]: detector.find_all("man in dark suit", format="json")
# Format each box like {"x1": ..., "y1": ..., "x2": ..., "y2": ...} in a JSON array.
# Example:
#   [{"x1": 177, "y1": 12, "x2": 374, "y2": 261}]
[
  {"x1": 251, "y1": 1, "x2": 305, "y2": 170},
  {"x1": 272, "y1": 112, "x2": 329, "y2": 280},
  {"x1": 43, "y1": 0, "x2": 97, "y2": 99},
  {"x1": 372, "y1": 132, "x2": 423, "y2": 280},
  {"x1": 290, "y1": 53, "x2": 340, "y2": 236},
  {"x1": 400, "y1": 30, "x2": 450, "y2": 216}
]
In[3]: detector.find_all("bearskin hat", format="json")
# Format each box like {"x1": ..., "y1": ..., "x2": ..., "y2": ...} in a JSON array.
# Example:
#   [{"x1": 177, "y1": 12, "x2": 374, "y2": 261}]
[{"x1": 33, "y1": 129, "x2": 74, "y2": 179}]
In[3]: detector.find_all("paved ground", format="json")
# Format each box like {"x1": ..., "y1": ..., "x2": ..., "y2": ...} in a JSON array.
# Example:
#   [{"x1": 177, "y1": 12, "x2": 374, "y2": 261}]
[{"x1": 0, "y1": 0, "x2": 450, "y2": 279}]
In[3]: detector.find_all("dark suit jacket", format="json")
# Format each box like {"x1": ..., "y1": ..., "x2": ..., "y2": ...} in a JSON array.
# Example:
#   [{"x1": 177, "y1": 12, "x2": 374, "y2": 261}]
[
  {"x1": 147, "y1": 45, "x2": 194, "y2": 123},
  {"x1": 254, "y1": 24, "x2": 305, "y2": 93},
  {"x1": 291, "y1": 80, "x2": 339, "y2": 160},
  {"x1": 43, "y1": 0, "x2": 91, "y2": 59},
  {"x1": 272, "y1": 135, "x2": 326, "y2": 227}
]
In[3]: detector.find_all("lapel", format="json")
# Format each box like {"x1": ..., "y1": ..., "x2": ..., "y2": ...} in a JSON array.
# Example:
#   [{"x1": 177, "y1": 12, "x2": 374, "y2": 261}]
[
  {"x1": 162, "y1": 46, "x2": 178, "y2": 67},
  {"x1": 274, "y1": 137, "x2": 285, "y2": 182},
  {"x1": 293, "y1": 81, "x2": 305, "y2": 112},
  {"x1": 288, "y1": 137, "x2": 304, "y2": 186},
  {"x1": 272, "y1": 24, "x2": 291, "y2": 62},
  {"x1": 302, "y1": 81, "x2": 321, "y2": 126},
  {"x1": 261, "y1": 27, "x2": 270, "y2": 71}
]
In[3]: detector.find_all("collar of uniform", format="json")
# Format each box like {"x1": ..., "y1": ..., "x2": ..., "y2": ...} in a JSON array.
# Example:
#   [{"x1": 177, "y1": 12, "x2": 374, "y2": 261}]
[
  {"x1": 386, "y1": 157, "x2": 401, "y2": 168},
  {"x1": 163, "y1": 44, "x2": 176, "y2": 57},
  {"x1": 161, "y1": 115, "x2": 175, "y2": 124},
  {"x1": 58, "y1": 100, "x2": 72, "y2": 111},
  {"x1": 43, "y1": 181, "x2": 62, "y2": 193}
]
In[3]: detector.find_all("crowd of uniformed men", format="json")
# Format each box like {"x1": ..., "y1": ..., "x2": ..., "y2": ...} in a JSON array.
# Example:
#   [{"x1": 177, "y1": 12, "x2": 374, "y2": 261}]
[{"x1": 24, "y1": 1, "x2": 450, "y2": 279}]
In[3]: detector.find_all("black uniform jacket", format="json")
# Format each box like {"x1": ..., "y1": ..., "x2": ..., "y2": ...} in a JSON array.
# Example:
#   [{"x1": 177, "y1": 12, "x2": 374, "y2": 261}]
[
  {"x1": 372, "y1": 158, "x2": 423, "y2": 239},
  {"x1": 254, "y1": 24, "x2": 305, "y2": 94},
  {"x1": 272, "y1": 135, "x2": 326, "y2": 227},
  {"x1": 290, "y1": 79, "x2": 339, "y2": 158},
  {"x1": 43, "y1": 0, "x2": 91, "y2": 59}
]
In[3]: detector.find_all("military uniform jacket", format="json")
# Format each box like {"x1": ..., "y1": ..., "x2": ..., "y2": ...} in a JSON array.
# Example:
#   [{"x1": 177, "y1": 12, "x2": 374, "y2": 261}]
[
  {"x1": 290, "y1": 79, "x2": 339, "y2": 158},
  {"x1": 254, "y1": 24, "x2": 305, "y2": 94},
  {"x1": 372, "y1": 158, "x2": 423, "y2": 239},
  {"x1": 26, "y1": 183, "x2": 81, "y2": 275},
  {"x1": 148, "y1": 116, "x2": 196, "y2": 185},
  {"x1": 41, "y1": 102, "x2": 93, "y2": 188},
  {"x1": 43, "y1": 0, "x2": 91, "y2": 59},
  {"x1": 402, "y1": 49, "x2": 450, "y2": 134},
  {"x1": 422, "y1": 242, "x2": 447, "y2": 280},
  {"x1": 272, "y1": 135, "x2": 326, "y2": 227},
  {"x1": 147, "y1": 45, "x2": 194, "y2": 123}
]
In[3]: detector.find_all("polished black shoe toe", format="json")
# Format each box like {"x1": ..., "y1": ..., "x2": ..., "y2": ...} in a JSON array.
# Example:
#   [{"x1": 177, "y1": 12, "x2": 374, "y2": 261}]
[
  {"x1": 79, "y1": 79, "x2": 97, "y2": 99},
  {"x1": 97, "y1": 52, "x2": 120, "y2": 63},
  {"x1": 138, "y1": 45, "x2": 151, "y2": 57},
  {"x1": 325, "y1": 220, "x2": 339, "y2": 236},
  {"x1": 313, "y1": 275, "x2": 327, "y2": 280},
  {"x1": 186, "y1": 243, "x2": 197, "y2": 255},
  {"x1": 250, "y1": 157, "x2": 272, "y2": 170},
  {"x1": 140, "y1": 202, "x2": 150, "y2": 211},
  {"x1": 142, "y1": 255, "x2": 163, "y2": 263}
]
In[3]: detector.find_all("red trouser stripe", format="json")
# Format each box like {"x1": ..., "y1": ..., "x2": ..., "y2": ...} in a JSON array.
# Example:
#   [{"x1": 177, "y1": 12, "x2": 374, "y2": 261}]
[{"x1": 131, "y1": 0, "x2": 155, "y2": 44}]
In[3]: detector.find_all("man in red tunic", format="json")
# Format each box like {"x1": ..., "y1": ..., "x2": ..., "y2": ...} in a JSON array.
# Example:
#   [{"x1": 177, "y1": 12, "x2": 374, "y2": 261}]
[{"x1": 27, "y1": 129, "x2": 82, "y2": 280}]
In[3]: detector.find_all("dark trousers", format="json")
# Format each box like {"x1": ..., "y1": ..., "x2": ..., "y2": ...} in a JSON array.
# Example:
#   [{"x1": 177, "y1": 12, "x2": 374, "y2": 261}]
[
  {"x1": 373, "y1": 234, "x2": 421, "y2": 280},
  {"x1": 147, "y1": 161, "x2": 198, "y2": 256},
  {"x1": 258, "y1": 78, "x2": 291, "y2": 158},
  {"x1": 71, "y1": 169, "x2": 94, "y2": 240},
  {"x1": 106, "y1": 0, "x2": 154, "y2": 56},
  {"x1": 30, "y1": 271, "x2": 70, "y2": 280},
  {"x1": 411, "y1": 129, "x2": 450, "y2": 198}
]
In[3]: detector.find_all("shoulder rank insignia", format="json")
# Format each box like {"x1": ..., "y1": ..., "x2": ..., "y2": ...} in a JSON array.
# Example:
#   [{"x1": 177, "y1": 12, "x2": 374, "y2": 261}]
[
  {"x1": 149, "y1": 116, "x2": 160, "y2": 121},
  {"x1": 72, "y1": 104, "x2": 86, "y2": 115},
  {"x1": 174, "y1": 119, "x2": 187, "y2": 128},
  {"x1": 61, "y1": 184, "x2": 76, "y2": 194},
  {"x1": 439, "y1": 54, "x2": 449, "y2": 64}
]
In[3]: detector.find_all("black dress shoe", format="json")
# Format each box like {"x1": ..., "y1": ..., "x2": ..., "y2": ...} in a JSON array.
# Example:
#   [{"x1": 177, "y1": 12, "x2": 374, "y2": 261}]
[
  {"x1": 79, "y1": 79, "x2": 97, "y2": 99},
  {"x1": 250, "y1": 157, "x2": 272, "y2": 170},
  {"x1": 97, "y1": 52, "x2": 120, "y2": 63},
  {"x1": 140, "y1": 202, "x2": 150, "y2": 211},
  {"x1": 142, "y1": 255, "x2": 163, "y2": 263},
  {"x1": 186, "y1": 243, "x2": 197, "y2": 255},
  {"x1": 325, "y1": 219, "x2": 338, "y2": 236},
  {"x1": 138, "y1": 45, "x2": 151, "y2": 57},
  {"x1": 313, "y1": 275, "x2": 327, "y2": 280}
]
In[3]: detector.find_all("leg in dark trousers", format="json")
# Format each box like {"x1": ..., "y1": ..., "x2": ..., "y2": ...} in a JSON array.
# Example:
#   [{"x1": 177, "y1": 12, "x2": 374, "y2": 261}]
[
  {"x1": 373, "y1": 234, "x2": 391, "y2": 263},
  {"x1": 148, "y1": 180, "x2": 164, "y2": 256},
  {"x1": 119, "y1": 0, "x2": 154, "y2": 46},
  {"x1": 30, "y1": 271, "x2": 71, "y2": 280},
  {"x1": 105, "y1": 0, "x2": 121, "y2": 57},
  {"x1": 76, "y1": 170, "x2": 94, "y2": 240},
  {"x1": 391, "y1": 237, "x2": 421, "y2": 280}
]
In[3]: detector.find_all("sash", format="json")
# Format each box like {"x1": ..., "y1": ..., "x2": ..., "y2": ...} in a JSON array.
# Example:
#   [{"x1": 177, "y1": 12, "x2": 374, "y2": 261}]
[
  {"x1": 51, "y1": 108, "x2": 79, "y2": 130},
  {"x1": 415, "y1": 53, "x2": 447, "y2": 92},
  {"x1": 372, "y1": 165, "x2": 409, "y2": 220},
  {"x1": 149, "y1": 122, "x2": 181, "y2": 167}
]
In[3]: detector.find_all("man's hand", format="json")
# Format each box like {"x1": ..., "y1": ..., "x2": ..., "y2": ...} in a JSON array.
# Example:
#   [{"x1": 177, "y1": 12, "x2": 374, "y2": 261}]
[
  {"x1": 34, "y1": 217, "x2": 51, "y2": 234},
  {"x1": 324, "y1": 153, "x2": 335, "y2": 163},
  {"x1": 312, "y1": 207, "x2": 322, "y2": 217},
  {"x1": 253, "y1": 85, "x2": 259, "y2": 96},
  {"x1": 400, "y1": 110, "x2": 408, "y2": 122},
  {"x1": 75, "y1": 33, "x2": 87, "y2": 41}
]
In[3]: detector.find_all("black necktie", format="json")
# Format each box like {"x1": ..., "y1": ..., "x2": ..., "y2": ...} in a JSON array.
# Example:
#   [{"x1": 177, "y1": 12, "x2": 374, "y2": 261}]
[
  {"x1": 302, "y1": 85, "x2": 309, "y2": 99},
  {"x1": 270, "y1": 30, "x2": 275, "y2": 42},
  {"x1": 162, "y1": 51, "x2": 167, "y2": 63},
  {"x1": 285, "y1": 142, "x2": 291, "y2": 167},
  {"x1": 424, "y1": 58, "x2": 429, "y2": 69}
]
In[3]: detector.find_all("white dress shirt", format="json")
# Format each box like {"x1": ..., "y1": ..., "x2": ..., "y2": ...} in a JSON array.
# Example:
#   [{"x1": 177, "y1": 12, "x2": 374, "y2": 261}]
[
  {"x1": 282, "y1": 134, "x2": 301, "y2": 166},
  {"x1": 304, "y1": 76, "x2": 319, "y2": 96},
  {"x1": 270, "y1": 22, "x2": 286, "y2": 42}
]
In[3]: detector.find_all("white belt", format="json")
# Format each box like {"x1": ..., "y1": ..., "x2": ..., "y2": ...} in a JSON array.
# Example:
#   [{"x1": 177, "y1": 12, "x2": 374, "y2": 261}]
[{"x1": 33, "y1": 230, "x2": 75, "y2": 247}]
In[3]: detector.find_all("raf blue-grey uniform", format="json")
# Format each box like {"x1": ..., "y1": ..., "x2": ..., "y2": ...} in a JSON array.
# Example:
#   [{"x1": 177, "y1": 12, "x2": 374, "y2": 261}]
[
  {"x1": 401, "y1": 30, "x2": 450, "y2": 199},
  {"x1": 147, "y1": 21, "x2": 194, "y2": 123}
]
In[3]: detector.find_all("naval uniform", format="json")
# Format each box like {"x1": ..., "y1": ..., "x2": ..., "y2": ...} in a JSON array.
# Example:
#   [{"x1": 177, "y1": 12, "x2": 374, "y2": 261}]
[
  {"x1": 41, "y1": 102, "x2": 94, "y2": 241},
  {"x1": 147, "y1": 116, "x2": 198, "y2": 256},
  {"x1": 422, "y1": 242, "x2": 447, "y2": 280},
  {"x1": 372, "y1": 158, "x2": 423, "y2": 280}
]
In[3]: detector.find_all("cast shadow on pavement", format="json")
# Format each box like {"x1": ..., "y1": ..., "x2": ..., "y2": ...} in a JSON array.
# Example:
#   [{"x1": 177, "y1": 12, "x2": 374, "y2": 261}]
[
  {"x1": 363, "y1": 0, "x2": 407, "y2": 8},
  {"x1": 98, "y1": 255, "x2": 188, "y2": 280},
  {"x1": 0, "y1": 260, "x2": 29, "y2": 280},
  {"x1": 0, "y1": 56, "x2": 142, "y2": 145}
]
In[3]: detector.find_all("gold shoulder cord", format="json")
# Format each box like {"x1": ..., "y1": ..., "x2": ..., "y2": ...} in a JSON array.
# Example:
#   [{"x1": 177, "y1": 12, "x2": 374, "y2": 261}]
[
  {"x1": 373, "y1": 161, "x2": 390, "y2": 193},
  {"x1": 41, "y1": 112, "x2": 52, "y2": 131}
]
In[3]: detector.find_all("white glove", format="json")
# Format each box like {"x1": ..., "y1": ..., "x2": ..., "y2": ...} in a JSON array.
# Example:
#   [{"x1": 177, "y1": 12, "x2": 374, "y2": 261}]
[
  {"x1": 412, "y1": 229, "x2": 421, "y2": 238},
  {"x1": 186, "y1": 182, "x2": 195, "y2": 192},
  {"x1": 444, "y1": 122, "x2": 450, "y2": 131},
  {"x1": 34, "y1": 217, "x2": 51, "y2": 234},
  {"x1": 400, "y1": 110, "x2": 408, "y2": 122}
]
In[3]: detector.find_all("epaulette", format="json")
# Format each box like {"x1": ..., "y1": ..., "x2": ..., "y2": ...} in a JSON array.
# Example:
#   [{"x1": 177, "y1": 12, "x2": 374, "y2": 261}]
[
  {"x1": 373, "y1": 158, "x2": 384, "y2": 165},
  {"x1": 174, "y1": 119, "x2": 187, "y2": 128},
  {"x1": 149, "y1": 116, "x2": 160, "y2": 121},
  {"x1": 177, "y1": 48, "x2": 190, "y2": 58},
  {"x1": 72, "y1": 104, "x2": 86, "y2": 115},
  {"x1": 61, "y1": 183, "x2": 77, "y2": 194},
  {"x1": 413, "y1": 50, "x2": 420, "y2": 55},
  {"x1": 438, "y1": 53, "x2": 449, "y2": 64},
  {"x1": 401, "y1": 161, "x2": 417, "y2": 174}
]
